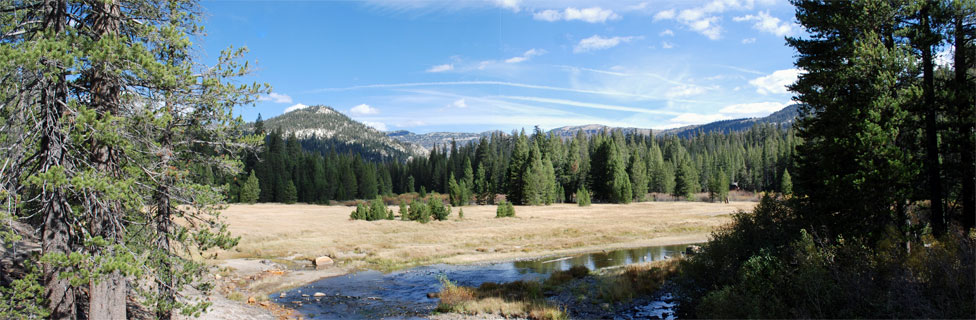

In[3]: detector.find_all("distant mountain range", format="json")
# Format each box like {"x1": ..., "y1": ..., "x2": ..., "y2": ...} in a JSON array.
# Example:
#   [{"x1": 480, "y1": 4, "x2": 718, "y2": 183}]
[
  {"x1": 256, "y1": 104, "x2": 799, "y2": 158},
  {"x1": 387, "y1": 104, "x2": 800, "y2": 148}
]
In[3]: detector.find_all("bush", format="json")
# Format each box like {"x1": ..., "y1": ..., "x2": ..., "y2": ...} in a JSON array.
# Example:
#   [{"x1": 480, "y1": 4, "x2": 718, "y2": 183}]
[
  {"x1": 575, "y1": 187, "x2": 591, "y2": 207},
  {"x1": 430, "y1": 197, "x2": 451, "y2": 221},
  {"x1": 496, "y1": 200, "x2": 515, "y2": 218},
  {"x1": 399, "y1": 201, "x2": 409, "y2": 221},
  {"x1": 458, "y1": 208, "x2": 464, "y2": 220},
  {"x1": 409, "y1": 199, "x2": 430, "y2": 223},
  {"x1": 368, "y1": 197, "x2": 387, "y2": 221},
  {"x1": 350, "y1": 203, "x2": 369, "y2": 220}
]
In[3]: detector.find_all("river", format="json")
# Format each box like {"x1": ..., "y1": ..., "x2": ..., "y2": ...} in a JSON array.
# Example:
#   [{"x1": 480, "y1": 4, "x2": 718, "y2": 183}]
[{"x1": 271, "y1": 244, "x2": 693, "y2": 319}]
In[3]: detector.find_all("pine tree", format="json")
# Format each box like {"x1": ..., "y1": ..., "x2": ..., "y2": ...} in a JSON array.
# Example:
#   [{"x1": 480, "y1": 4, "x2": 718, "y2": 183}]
[
  {"x1": 576, "y1": 187, "x2": 592, "y2": 207},
  {"x1": 283, "y1": 180, "x2": 298, "y2": 204},
  {"x1": 449, "y1": 173, "x2": 463, "y2": 206},
  {"x1": 506, "y1": 131, "x2": 530, "y2": 204},
  {"x1": 629, "y1": 153, "x2": 648, "y2": 202},
  {"x1": 781, "y1": 169, "x2": 793, "y2": 196},
  {"x1": 240, "y1": 171, "x2": 262, "y2": 204}
]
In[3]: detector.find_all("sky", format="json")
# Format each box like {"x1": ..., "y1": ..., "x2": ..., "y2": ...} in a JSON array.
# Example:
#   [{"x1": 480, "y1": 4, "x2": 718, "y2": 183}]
[{"x1": 200, "y1": 0, "x2": 803, "y2": 133}]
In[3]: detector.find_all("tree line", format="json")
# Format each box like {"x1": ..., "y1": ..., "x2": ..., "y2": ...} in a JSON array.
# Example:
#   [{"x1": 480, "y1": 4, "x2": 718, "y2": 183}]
[
  {"x1": 676, "y1": 0, "x2": 975, "y2": 318},
  {"x1": 231, "y1": 120, "x2": 798, "y2": 206}
]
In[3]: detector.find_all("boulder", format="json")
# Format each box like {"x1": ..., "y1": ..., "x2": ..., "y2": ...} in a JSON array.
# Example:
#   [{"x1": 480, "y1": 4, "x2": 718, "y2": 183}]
[
  {"x1": 313, "y1": 292, "x2": 326, "y2": 297},
  {"x1": 247, "y1": 296, "x2": 256, "y2": 304},
  {"x1": 314, "y1": 256, "x2": 334, "y2": 267}
]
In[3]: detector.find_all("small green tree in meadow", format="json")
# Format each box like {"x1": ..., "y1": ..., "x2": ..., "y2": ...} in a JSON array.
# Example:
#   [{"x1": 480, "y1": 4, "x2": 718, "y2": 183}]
[
  {"x1": 576, "y1": 187, "x2": 592, "y2": 207},
  {"x1": 240, "y1": 170, "x2": 261, "y2": 204},
  {"x1": 368, "y1": 197, "x2": 387, "y2": 221},
  {"x1": 350, "y1": 203, "x2": 369, "y2": 220},
  {"x1": 430, "y1": 198, "x2": 451, "y2": 221},
  {"x1": 458, "y1": 208, "x2": 465, "y2": 220},
  {"x1": 496, "y1": 201, "x2": 516, "y2": 218},
  {"x1": 410, "y1": 199, "x2": 431, "y2": 223},
  {"x1": 399, "y1": 201, "x2": 409, "y2": 221}
]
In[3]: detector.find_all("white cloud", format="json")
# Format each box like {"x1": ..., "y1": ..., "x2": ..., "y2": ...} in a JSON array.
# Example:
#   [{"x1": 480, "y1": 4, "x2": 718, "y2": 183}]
[
  {"x1": 350, "y1": 104, "x2": 380, "y2": 115},
  {"x1": 258, "y1": 92, "x2": 293, "y2": 104},
  {"x1": 451, "y1": 99, "x2": 467, "y2": 108},
  {"x1": 284, "y1": 103, "x2": 309, "y2": 113},
  {"x1": 718, "y1": 101, "x2": 787, "y2": 117},
  {"x1": 749, "y1": 68, "x2": 802, "y2": 95},
  {"x1": 659, "y1": 29, "x2": 674, "y2": 37},
  {"x1": 426, "y1": 64, "x2": 454, "y2": 73},
  {"x1": 734, "y1": 11, "x2": 797, "y2": 37},
  {"x1": 653, "y1": 9, "x2": 676, "y2": 21},
  {"x1": 493, "y1": 0, "x2": 520, "y2": 12},
  {"x1": 533, "y1": 7, "x2": 620, "y2": 23},
  {"x1": 574, "y1": 35, "x2": 639, "y2": 53},
  {"x1": 661, "y1": 41, "x2": 674, "y2": 49},
  {"x1": 505, "y1": 48, "x2": 546, "y2": 63},
  {"x1": 742, "y1": 37, "x2": 757, "y2": 44},
  {"x1": 362, "y1": 121, "x2": 388, "y2": 131}
]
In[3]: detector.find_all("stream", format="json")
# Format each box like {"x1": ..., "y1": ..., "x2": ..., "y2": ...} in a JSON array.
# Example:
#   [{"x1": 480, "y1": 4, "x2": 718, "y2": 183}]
[{"x1": 271, "y1": 244, "x2": 693, "y2": 319}]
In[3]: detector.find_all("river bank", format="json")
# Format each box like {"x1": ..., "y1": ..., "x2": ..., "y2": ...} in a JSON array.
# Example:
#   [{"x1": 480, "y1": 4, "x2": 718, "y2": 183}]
[{"x1": 191, "y1": 201, "x2": 755, "y2": 319}]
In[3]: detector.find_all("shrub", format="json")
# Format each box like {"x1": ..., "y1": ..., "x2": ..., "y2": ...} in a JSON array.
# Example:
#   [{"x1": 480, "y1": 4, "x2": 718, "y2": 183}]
[
  {"x1": 430, "y1": 197, "x2": 451, "y2": 221},
  {"x1": 350, "y1": 203, "x2": 367, "y2": 220},
  {"x1": 496, "y1": 201, "x2": 515, "y2": 218},
  {"x1": 368, "y1": 197, "x2": 387, "y2": 221},
  {"x1": 576, "y1": 187, "x2": 591, "y2": 207},
  {"x1": 409, "y1": 199, "x2": 430, "y2": 223},
  {"x1": 399, "y1": 201, "x2": 409, "y2": 221},
  {"x1": 458, "y1": 208, "x2": 464, "y2": 220}
]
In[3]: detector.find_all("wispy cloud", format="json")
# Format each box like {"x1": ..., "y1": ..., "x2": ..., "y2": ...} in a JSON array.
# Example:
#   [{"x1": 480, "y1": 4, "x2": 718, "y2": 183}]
[
  {"x1": 362, "y1": 121, "x2": 388, "y2": 131},
  {"x1": 505, "y1": 48, "x2": 546, "y2": 63},
  {"x1": 741, "y1": 37, "x2": 757, "y2": 44},
  {"x1": 667, "y1": 113, "x2": 731, "y2": 127},
  {"x1": 653, "y1": 0, "x2": 771, "y2": 40},
  {"x1": 426, "y1": 64, "x2": 454, "y2": 73},
  {"x1": 259, "y1": 92, "x2": 293, "y2": 104},
  {"x1": 284, "y1": 103, "x2": 308, "y2": 113},
  {"x1": 661, "y1": 41, "x2": 674, "y2": 49},
  {"x1": 659, "y1": 29, "x2": 674, "y2": 37},
  {"x1": 574, "y1": 35, "x2": 640, "y2": 53},
  {"x1": 310, "y1": 80, "x2": 682, "y2": 101},
  {"x1": 499, "y1": 95, "x2": 682, "y2": 115},
  {"x1": 653, "y1": 9, "x2": 675, "y2": 21},
  {"x1": 493, "y1": 0, "x2": 521, "y2": 12},
  {"x1": 350, "y1": 103, "x2": 380, "y2": 115},
  {"x1": 734, "y1": 11, "x2": 798, "y2": 36},
  {"x1": 749, "y1": 68, "x2": 802, "y2": 95},
  {"x1": 533, "y1": 7, "x2": 620, "y2": 23}
]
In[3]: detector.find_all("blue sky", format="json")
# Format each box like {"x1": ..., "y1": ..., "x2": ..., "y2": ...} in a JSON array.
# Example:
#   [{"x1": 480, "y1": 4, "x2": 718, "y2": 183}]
[{"x1": 200, "y1": 0, "x2": 803, "y2": 133}]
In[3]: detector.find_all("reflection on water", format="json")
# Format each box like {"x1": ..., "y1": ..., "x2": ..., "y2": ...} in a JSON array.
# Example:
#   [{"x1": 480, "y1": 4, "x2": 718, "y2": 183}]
[
  {"x1": 273, "y1": 243, "x2": 695, "y2": 319},
  {"x1": 514, "y1": 244, "x2": 690, "y2": 273}
]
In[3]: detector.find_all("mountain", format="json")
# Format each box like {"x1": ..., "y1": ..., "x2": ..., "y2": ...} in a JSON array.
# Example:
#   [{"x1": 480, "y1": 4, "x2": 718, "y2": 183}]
[
  {"x1": 660, "y1": 104, "x2": 800, "y2": 137},
  {"x1": 259, "y1": 105, "x2": 428, "y2": 160},
  {"x1": 548, "y1": 124, "x2": 653, "y2": 139},
  {"x1": 546, "y1": 104, "x2": 801, "y2": 138},
  {"x1": 386, "y1": 130, "x2": 499, "y2": 150}
]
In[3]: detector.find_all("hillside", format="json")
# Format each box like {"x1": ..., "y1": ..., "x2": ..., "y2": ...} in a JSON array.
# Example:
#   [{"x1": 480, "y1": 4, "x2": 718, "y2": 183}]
[
  {"x1": 386, "y1": 130, "x2": 497, "y2": 150},
  {"x1": 548, "y1": 124, "x2": 653, "y2": 139},
  {"x1": 660, "y1": 104, "x2": 800, "y2": 137},
  {"x1": 259, "y1": 105, "x2": 428, "y2": 161}
]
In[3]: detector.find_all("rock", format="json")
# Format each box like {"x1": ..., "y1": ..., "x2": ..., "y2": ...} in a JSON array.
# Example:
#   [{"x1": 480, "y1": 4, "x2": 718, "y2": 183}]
[
  {"x1": 685, "y1": 245, "x2": 702, "y2": 255},
  {"x1": 314, "y1": 256, "x2": 334, "y2": 267},
  {"x1": 301, "y1": 294, "x2": 310, "y2": 297},
  {"x1": 427, "y1": 292, "x2": 439, "y2": 298},
  {"x1": 247, "y1": 296, "x2": 256, "y2": 304},
  {"x1": 279, "y1": 292, "x2": 287, "y2": 298},
  {"x1": 313, "y1": 292, "x2": 326, "y2": 297},
  {"x1": 291, "y1": 301, "x2": 302, "y2": 306},
  {"x1": 258, "y1": 301, "x2": 270, "y2": 307}
]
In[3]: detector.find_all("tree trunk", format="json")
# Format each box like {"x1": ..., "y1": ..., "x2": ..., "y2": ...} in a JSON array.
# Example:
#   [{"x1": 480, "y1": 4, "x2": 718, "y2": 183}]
[
  {"x1": 39, "y1": 0, "x2": 76, "y2": 318},
  {"x1": 155, "y1": 133, "x2": 175, "y2": 320},
  {"x1": 954, "y1": 13, "x2": 975, "y2": 231},
  {"x1": 920, "y1": 4, "x2": 946, "y2": 236},
  {"x1": 87, "y1": 1, "x2": 127, "y2": 318}
]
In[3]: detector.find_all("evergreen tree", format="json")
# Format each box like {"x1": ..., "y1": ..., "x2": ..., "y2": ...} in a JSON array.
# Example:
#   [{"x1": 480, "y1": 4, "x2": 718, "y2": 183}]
[
  {"x1": 449, "y1": 173, "x2": 463, "y2": 206},
  {"x1": 781, "y1": 169, "x2": 793, "y2": 196},
  {"x1": 576, "y1": 187, "x2": 592, "y2": 207},
  {"x1": 240, "y1": 171, "x2": 262, "y2": 204},
  {"x1": 283, "y1": 180, "x2": 298, "y2": 204},
  {"x1": 675, "y1": 161, "x2": 698, "y2": 200},
  {"x1": 629, "y1": 153, "x2": 649, "y2": 201},
  {"x1": 506, "y1": 131, "x2": 530, "y2": 204}
]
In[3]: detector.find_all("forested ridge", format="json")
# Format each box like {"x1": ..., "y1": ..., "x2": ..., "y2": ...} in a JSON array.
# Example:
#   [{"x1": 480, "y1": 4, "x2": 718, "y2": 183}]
[{"x1": 228, "y1": 119, "x2": 797, "y2": 206}]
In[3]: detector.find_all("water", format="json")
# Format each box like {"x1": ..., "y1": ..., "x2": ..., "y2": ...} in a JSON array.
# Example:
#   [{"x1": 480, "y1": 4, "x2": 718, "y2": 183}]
[{"x1": 272, "y1": 244, "x2": 692, "y2": 319}]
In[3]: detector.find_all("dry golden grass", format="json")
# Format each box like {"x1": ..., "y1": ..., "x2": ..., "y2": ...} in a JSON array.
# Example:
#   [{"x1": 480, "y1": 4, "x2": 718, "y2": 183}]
[{"x1": 214, "y1": 201, "x2": 755, "y2": 270}]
